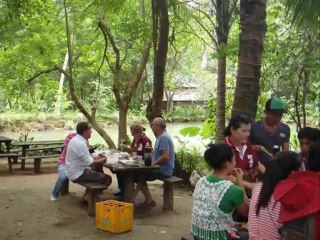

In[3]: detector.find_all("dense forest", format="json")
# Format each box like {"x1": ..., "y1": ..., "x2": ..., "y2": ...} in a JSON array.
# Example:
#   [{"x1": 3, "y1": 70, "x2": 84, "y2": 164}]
[{"x1": 0, "y1": 0, "x2": 319, "y2": 148}]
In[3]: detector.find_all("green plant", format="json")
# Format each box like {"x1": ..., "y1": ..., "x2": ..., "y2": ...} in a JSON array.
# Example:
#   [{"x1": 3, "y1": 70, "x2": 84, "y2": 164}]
[{"x1": 175, "y1": 136, "x2": 207, "y2": 173}]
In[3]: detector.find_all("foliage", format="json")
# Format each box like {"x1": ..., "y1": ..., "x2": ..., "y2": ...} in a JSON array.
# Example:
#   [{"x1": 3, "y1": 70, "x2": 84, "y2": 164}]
[
  {"x1": 164, "y1": 105, "x2": 207, "y2": 122},
  {"x1": 174, "y1": 136, "x2": 207, "y2": 173}
]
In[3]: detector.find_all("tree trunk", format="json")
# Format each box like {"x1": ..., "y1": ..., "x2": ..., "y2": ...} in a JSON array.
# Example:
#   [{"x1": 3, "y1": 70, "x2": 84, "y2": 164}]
[
  {"x1": 118, "y1": 104, "x2": 129, "y2": 147},
  {"x1": 146, "y1": 0, "x2": 169, "y2": 122},
  {"x1": 231, "y1": 0, "x2": 267, "y2": 120},
  {"x1": 214, "y1": 0, "x2": 234, "y2": 142},
  {"x1": 62, "y1": 0, "x2": 116, "y2": 149},
  {"x1": 215, "y1": 57, "x2": 226, "y2": 142}
]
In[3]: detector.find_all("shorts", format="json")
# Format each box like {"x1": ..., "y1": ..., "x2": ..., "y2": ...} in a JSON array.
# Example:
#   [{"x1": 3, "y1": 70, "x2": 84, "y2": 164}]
[{"x1": 73, "y1": 169, "x2": 112, "y2": 186}]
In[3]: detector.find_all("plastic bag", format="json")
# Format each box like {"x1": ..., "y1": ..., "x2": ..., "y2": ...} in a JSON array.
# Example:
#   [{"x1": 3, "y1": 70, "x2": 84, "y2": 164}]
[{"x1": 189, "y1": 170, "x2": 202, "y2": 187}]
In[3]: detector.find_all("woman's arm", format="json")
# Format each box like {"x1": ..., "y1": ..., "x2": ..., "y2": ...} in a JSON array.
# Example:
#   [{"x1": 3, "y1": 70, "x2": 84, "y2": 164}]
[{"x1": 234, "y1": 168, "x2": 250, "y2": 217}]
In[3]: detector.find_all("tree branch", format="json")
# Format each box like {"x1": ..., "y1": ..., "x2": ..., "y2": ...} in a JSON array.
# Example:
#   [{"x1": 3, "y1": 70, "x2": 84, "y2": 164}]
[{"x1": 26, "y1": 67, "x2": 59, "y2": 84}]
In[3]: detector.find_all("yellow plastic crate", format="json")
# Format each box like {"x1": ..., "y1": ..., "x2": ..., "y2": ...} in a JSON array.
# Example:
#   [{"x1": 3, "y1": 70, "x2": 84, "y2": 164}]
[{"x1": 95, "y1": 200, "x2": 133, "y2": 233}]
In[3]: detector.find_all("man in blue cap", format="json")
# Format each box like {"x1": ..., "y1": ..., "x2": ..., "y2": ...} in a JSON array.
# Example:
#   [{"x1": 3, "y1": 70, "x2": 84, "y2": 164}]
[{"x1": 250, "y1": 97, "x2": 290, "y2": 166}]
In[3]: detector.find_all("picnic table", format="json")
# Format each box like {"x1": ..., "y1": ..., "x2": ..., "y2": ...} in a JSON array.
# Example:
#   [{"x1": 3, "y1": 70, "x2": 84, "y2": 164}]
[
  {"x1": 0, "y1": 136, "x2": 13, "y2": 153},
  {"x1": 105, "y1": 162, "x2": 160, "y2": 203},
  {"x1": 0, "y1": 153, "x2": 19, "y2": 173},
  {"x1": 11, "y1": 140, "x2": 64, "y2": 169}
]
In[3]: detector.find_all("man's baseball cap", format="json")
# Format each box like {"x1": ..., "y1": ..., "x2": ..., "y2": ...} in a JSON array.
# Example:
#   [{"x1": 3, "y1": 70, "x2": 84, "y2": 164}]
[{"x1": 265, "y1": 97, "x2": 287, "y2": 113}]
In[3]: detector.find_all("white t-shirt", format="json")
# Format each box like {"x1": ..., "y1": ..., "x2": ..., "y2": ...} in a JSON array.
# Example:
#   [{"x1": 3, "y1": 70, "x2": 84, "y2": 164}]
[{"x1": 65, "y1": 134, "x2": 93, "y2": 181}]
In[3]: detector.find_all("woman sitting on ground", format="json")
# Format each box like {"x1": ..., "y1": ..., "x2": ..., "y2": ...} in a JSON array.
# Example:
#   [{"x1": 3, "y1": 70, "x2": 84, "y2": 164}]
[
  {"x1": 248, "y1": 151, "x2": 301, "y2": 240},
  {"x1": 224, "y1": 114, "x2": 265, "y2": 190},
  {"x1": 191, "y1": 144, "x2": 250, "y2": 240}
]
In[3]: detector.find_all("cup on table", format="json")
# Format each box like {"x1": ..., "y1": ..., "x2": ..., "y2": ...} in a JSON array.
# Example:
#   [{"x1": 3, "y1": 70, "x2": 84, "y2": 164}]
[{"x1": 137, "y1": 156, "x2": 143, "y2": 165}]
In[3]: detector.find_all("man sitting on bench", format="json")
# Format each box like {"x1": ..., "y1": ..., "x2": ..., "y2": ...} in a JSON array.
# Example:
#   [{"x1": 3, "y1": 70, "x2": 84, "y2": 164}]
[
  {"x1": 65, "y1": 122, "x2": 112, "y2": 203},
  {"x1": 138, "y1": 117, "x2": 175, "y2": 207}
]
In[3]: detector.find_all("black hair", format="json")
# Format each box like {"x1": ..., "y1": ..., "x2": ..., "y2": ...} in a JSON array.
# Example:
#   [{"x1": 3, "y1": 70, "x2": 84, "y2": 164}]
[
  {"x1": 204, "y1": 143, "x2": 234, "y2": 170},
  {"x1": 256, "y1": 151, "x2": 300, "y2": 215},
  {"x1": 306, "y1": 141, "x2": 320, "y2": 172},
  {"x1": 76, "y1": 122, "x2": 91, "y2": 135},
  {"x1": 224, "y1": 114, "x2": 251, "y2": 136},
  {"x1": 298, "y1": 127, "x2": 320, "y2": 142}
]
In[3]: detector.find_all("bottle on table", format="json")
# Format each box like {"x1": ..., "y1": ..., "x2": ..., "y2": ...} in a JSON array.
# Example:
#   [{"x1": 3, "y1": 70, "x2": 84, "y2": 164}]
[{"x1": 144, "y1": 142, "x2": 152, "y2": 166}]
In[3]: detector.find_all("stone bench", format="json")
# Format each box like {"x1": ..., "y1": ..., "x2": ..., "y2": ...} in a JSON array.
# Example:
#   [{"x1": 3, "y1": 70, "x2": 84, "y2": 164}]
[{"x1": 77, "y1": 182, "x2": 108, "y2": 216}]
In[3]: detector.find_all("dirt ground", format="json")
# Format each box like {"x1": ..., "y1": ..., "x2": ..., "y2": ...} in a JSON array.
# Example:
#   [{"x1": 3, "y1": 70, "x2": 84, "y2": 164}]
[{"x1": 0, "y1": 160, "x2": 193, "y2": 240}]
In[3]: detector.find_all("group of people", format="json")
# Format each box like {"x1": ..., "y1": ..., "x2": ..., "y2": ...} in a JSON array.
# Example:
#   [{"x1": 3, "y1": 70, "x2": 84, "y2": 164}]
[
  {"x1": 191, "y1": 97, "x2": 320, "y2": 240},
  {"x1": 50, "y1": 117, "x2": 175, "y2": 208}
]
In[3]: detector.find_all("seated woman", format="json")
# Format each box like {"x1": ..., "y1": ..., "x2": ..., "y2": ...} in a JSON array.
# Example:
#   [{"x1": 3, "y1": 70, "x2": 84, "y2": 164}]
[
  {"x1": 273, "y1": 141, "x2": 320, "y2": 239},
  {"x1": 116, "y1": 123, "x2": 152, "y2": 196},
  {"x1": 191, "y1": 144, "x2": 250, "y2": 240},
  {"x1": 248, "y1": 151, "x2": 301, "y2": 240},
  {"x1": 224, "y1": 114, "x2": 265, "y2": 190}
]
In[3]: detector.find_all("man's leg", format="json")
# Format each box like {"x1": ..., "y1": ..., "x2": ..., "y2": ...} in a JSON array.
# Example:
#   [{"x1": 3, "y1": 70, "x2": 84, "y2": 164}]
[
  {"x1": 51, "y1": 164, "x2": 68, "y2": 200},
  {"x1": 140, "y1": 181, "x2": 155, "y2": 205}
]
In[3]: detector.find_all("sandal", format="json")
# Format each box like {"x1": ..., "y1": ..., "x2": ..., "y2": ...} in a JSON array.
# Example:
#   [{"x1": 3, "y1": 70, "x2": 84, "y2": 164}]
[{"x1": 138, "y1": 200, "x2": 156, "y2": 207}]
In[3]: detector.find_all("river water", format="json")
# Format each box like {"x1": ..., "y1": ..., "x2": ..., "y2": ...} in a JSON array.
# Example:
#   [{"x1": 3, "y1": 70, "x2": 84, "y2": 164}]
[{"x1": 0, "y1": 122, "x2": 208, "y2": 150}]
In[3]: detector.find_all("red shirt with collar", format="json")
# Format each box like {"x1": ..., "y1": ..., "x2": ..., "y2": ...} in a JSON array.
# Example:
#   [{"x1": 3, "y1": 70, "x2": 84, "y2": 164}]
[
  {"x1": 225, "y1": 136, "x2": 259, "y2": 171},
  {"x1": 130, "y1": 133, "x2": 152, "y2": 157}
]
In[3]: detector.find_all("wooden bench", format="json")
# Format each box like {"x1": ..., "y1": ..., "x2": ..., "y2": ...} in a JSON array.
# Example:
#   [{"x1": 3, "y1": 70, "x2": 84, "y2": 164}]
[
  {"x1": 181, "y1": 234, "x2": 194, "y2": 240},
  {"x1": 159, "y1": 176, "x2": 183, "y2": 210},
  {"x1": 280, "y1": 214, "x2": 317, "y2": 240},
  {"x1": 0, "y1": 153, "x2": 19, "y2": 173},
  {"x1": 133, "y1": 175, "x2": 183, "y2": 210},
  {"x1": 19, "y1": 154, "x2": 60, "y2": 173},
  {"x1": 77, "y1": 182, "x2": 108, "y2": 216},
  {"x1": 26, "y1": 145, "x2": 63, "y2": 153}
]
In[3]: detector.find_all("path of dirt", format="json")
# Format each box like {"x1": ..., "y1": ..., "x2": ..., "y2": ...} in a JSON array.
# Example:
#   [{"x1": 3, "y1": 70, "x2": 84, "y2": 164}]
[{"x1": 0, "y1": 161, "x2": 193, "y2": 240}]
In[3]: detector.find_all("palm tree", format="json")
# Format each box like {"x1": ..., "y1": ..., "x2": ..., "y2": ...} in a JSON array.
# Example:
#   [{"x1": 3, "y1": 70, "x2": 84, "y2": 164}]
[
  {"x1": 231, "y1": 0, "x2": 267, "y2": 120},
  {"x1": 284, "y1": 0, "x2": 319, "y2": 30}
]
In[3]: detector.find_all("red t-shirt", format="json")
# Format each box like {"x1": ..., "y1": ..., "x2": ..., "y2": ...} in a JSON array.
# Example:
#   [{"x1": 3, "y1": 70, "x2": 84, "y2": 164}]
[
  {"x1": 130, "y1": 133, "x2": 152, "y2": 157},
  {"x1": 225, "y1": 136, "x2": 259, "y2": 171}
]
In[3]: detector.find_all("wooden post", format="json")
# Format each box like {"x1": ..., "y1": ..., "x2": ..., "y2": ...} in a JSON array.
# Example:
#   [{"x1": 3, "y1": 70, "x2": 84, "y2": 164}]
[
  {"x1": 60, "y1": 180, "x2": 69, "y2": 195},
  {"x1": 123, "y1": 172, "x2": 135, "y2": 203},
  {"x1": 7, "y1": 157, "x2": 12, "y2": 174},
  {"x1": 163, "y1": 182, "x2": 174, "y2": 210},
  {"x1": 34, "y1": 158, "x2": 41, "y2": 173},
  {"x1": 88, "y1": 189, "x2": 99, "y2": 216}
]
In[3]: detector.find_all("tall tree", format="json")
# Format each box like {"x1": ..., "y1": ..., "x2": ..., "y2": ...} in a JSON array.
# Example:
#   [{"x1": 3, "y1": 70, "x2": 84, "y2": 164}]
[
  {"x1": 214, "y1": 0, "x2": 238, "y2": 141},
  {"x1": 232, "y1": 0, "x2": 267, "y2": 119},
  {"x1": 146, "y1": 0, "x2": 169, "y2": 122}
]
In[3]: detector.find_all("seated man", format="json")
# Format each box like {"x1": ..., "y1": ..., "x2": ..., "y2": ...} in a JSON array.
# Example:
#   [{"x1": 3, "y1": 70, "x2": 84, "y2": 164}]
[
  {"x1": 138, "y1": 117, "x2": 175, "y2": 207},
  {"x1": 65, "y1": 122, "x2": 112, "y2": 202}
]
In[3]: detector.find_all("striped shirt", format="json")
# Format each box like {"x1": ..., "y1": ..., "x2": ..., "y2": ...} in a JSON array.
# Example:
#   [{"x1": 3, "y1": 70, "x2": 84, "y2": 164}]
[
  {"x1": 58, "y1": 133, "x2": 77, "y2": 164},
  {"x1": 248, "y1": 183, "x2": 282, "y2": 240}
]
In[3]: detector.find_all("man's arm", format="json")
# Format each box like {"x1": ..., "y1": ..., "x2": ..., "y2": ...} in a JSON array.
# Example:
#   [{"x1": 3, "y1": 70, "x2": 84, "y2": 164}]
[{"x1": 154, "y1": 150, "x2": 169, "y2": 165}]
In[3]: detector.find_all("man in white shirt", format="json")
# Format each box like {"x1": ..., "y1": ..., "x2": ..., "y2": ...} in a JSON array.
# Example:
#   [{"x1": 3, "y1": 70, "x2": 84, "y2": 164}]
[{"x1": 66, "y1": 122, "x2": 112, "y2": 202}]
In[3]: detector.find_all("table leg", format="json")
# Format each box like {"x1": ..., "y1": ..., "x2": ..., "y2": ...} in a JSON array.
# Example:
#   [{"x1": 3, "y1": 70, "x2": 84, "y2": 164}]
[
  {"x1": 8, "y1": 157, "x2": 12, "y2": 174},
  {"x1": 21, "y1": 146, "x2": 29, "y2": 170},
  {"x1": 123, "y1": 172, "x2": 135, "y2": 203}
]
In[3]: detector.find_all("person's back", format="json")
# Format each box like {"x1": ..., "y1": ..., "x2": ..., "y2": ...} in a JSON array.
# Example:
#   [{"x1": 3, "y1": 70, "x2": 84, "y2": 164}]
[
  {"x1": 191, "y1": 144, "x2": 249, "y2": 240},
  {"x1": 248, "y1": 151, "x2": 301, "y2": 240},
  {"x1": 248, "y1": 183, "x2": 281, "y2": 240},
  {"x1": 65, "y1": 134, "x2": 92, "y2": 181}
]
